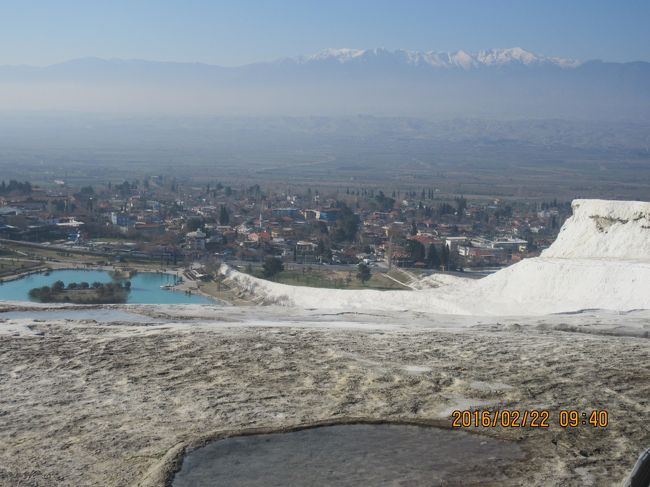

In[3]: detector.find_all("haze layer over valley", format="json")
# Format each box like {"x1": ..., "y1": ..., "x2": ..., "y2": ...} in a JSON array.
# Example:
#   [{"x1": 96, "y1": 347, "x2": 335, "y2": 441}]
[{"x1": 1, "y1": 114, "x2": 649, "y2": 200}]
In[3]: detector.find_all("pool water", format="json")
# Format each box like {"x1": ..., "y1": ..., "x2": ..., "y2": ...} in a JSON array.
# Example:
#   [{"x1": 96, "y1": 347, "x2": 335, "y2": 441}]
[
  {"x1": 173, "y1": 423, "x2": 525, "y2": 486},
  {"x1": 0, "y1": 269, "x2": 216, "y2": 304}
]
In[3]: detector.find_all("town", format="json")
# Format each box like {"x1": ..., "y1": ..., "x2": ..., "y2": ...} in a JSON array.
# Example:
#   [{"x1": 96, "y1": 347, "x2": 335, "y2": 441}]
[{"x1": 0, "y1": 176, "x2": 570, "y2": 293}]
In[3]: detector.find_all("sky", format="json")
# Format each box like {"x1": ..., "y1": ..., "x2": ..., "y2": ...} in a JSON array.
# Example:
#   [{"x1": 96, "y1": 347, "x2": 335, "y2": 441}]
[{"x1": 1, "y1": 0, "x2": 649, "y2": 66}]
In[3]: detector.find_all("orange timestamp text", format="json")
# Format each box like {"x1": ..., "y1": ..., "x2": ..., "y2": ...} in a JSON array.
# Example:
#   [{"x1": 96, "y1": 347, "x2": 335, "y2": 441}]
[{"x1": 451, "y1": 409, "x2": 608, "y2": 428}]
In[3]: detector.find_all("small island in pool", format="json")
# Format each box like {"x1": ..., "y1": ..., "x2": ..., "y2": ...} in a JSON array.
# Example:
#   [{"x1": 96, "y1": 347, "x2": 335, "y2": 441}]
[
  {"x1": 28, "y1": 280, "x2": 131, "y2": 304},
  {"x1": 1, "y1": 269, "x2": 216, "y2": 304}
]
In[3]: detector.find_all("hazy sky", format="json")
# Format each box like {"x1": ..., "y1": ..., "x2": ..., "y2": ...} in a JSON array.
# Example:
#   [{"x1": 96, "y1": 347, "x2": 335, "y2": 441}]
[{"x1": 1, "y1": 0, "x2": 649, "y2": 66}]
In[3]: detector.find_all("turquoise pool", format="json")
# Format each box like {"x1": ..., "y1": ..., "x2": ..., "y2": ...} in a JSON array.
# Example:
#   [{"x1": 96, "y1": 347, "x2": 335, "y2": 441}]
[{"x1": 0, "y1": 269, "x2": 216, "y2": 304}]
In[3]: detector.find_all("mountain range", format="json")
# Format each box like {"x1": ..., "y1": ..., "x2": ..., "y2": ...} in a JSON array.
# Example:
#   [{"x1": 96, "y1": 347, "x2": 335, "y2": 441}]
[
  {"x1": 296, "y1": 47, "x2": 580, "y2": 68},
  {"x1": 0, "y1": 48, "x2": 648, "y2": 119}
]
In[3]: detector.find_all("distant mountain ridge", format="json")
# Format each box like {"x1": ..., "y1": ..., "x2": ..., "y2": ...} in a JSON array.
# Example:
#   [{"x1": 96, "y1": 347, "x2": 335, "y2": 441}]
[
  {"x1": 0, "y1": 46, "x2": 640, "y2": 72},
  {"x1": 296, "y1": 47, "x2": 580, "y2": 69},
  {"x1": 0, "y1": 48, "x2": 648, "y2": 119}
]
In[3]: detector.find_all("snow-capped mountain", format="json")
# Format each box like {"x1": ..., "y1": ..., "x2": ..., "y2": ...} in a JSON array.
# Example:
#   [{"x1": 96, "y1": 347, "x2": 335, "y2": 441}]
[{"x1": 299, "y1": 47, "x2": 579, "y2": 69}]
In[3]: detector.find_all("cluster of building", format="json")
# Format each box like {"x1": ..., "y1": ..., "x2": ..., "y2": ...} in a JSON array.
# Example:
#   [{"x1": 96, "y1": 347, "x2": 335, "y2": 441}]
[{"x1": 0, "y1": 177, "x2": 569, "y2": 271}]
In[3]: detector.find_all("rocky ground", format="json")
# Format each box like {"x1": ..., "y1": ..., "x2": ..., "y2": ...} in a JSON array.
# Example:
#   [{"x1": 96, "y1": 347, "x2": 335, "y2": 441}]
[{"x1": 0, "y1": 305, "x2": 648, "y2": 486}]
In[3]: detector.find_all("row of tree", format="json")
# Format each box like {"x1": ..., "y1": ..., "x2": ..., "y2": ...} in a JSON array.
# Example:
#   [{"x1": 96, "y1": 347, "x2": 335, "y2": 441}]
[
  {"x1": 345, "y1": 187, "x2": 445, "y2": 201},
  {"x1": 29, "y1": 280, "x2": 131, "y2": 303},
  {"x1": 0, "y1": 180, "x2": 32, "y2": 195},
  {"x1": 405, "y1": 240, "x2": 456, "y2": 270}
]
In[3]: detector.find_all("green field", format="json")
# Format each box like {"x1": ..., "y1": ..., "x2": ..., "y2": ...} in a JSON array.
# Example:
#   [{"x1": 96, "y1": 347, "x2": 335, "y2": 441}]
[{"x1": 244, "y1": 267, "x2": 409, "y2": 290}]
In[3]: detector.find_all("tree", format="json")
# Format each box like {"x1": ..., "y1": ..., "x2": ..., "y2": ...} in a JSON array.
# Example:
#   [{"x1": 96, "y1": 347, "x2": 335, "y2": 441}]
[
  {"x1": 316, "y1": 239, "x2": 326, "y2": 256},
  {"x1": 406, "y1": 239, "x2": 425, "y2": 262},
  {"x1": 29, "y1": 286, "x2": 51, "y2": 299},
  {"x1": 316, "y1": 239, "x2": 332, "y2": 262},
  {"x1": 116, "y1": 180, "x2": 132, "y2": 197},
  {"x1": 262, "y1": 257, "x2": 284, "y2": 279},
  {"x1": 495, "y1": 205, "x2": 513, "y2": 219},
  {"x1": 526, "y1": 234, "x2": 537, "y2": 251},
  {"x1": 426, "y1": 244, "x2": 440, "y2": 269},
  {"x1": 357, "y1": 263, "x2": 371, "y2": 285},
  {"x1": 374, "y1": 191, "x2": 395, "y2": 211},
  {"x1": 219, "y1": 205, "x2": 230, "y2": 225},
  {"x1": 52, "y1": 280, "x2": 65, "y2": 293},
  {"x1": 455, "y1": 196, "x2": 467, "y2": 219},
  {"x1": 438, "y1": 203, "x2": 455, "y2": 216},
  {"x1": 441, "y1": 245, "x2": 450, "y2": 271},
  {"x1": 331, "y1": 202, "x2": 359, "y2": 243},
  {"x1": 186, "y1": 217, "x2": 204, "y2": 232}
]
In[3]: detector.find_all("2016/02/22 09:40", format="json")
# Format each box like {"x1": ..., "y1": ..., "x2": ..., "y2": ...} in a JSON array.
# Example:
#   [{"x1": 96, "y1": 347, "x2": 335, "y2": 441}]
[{"x1": 450, "y1": 409, "x2": 609, "y2": 428}]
